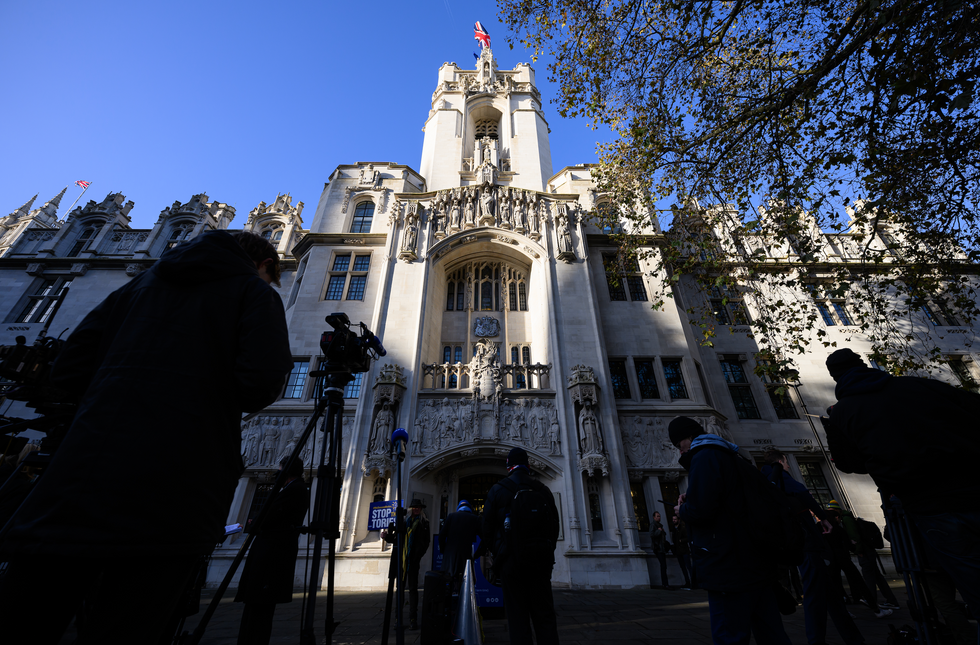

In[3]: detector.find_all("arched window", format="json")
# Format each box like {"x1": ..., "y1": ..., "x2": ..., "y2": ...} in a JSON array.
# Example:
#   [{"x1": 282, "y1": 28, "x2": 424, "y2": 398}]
[
  {"x1": 68, "y1": 227, "x2": 96, "y2": 256},
  {"x1": 522, "y1": 347, "x2": 530, "y2": 364},
  {"x1": 509, "y1": 283, "x2": 518, "y2": 310},
  {"x1": 512, "y1": 346, "x2": 526, "y2": 388},
  {"x1": 351, "y1": 202, "x2": 374, "y2": 233},
  {"x1": 481, "y1": 280, "x2": 493, "y2": 311},
  {"x1": 518, "y1": 282, "x2": 528, "y2": 311},
  {"x1": 272, "y1": 230, "x2": 283, "y2": 242},
  {"x1": 456, "y1": 281, "x2": 465, "y2": 310},
  {"x1": 262, "y1": 229, "x2": 273, "y2": 239},
  {"x1": 447, "y1": 282, "x2": 455, "y2": 310},
  {"x1": 474, "y1": 119, "x2": 499, "y2": 140},
  {"x1": 165, "y1": 224, "x2": 193, "y2": 251}
]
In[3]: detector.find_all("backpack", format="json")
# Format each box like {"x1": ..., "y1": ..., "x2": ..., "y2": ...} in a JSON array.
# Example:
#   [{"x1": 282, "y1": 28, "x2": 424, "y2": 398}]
[
  {"x1": 499, "y1": 478, "x2": 558, "y2": 565},
  {"x1": 732, "y1": 455, "x2": 806, "y2": 568},
  {"x1": 855, "y1": 517, "x2": 885, "y2": 550}
]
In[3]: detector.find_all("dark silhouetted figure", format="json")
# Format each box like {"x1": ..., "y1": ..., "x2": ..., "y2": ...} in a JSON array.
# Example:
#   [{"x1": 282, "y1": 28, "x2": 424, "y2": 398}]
[
  {"x1": 235, "y1": 457, "x2": 310, "y2": 645},
  {"x1": 670, "y1": 416, "x2": 792, "y2": 645},
  {"x1": 824, "y1": 348, "x2": 980, "y2": 619},
  {"x1": 481, "y1": 447, "x2": 560, "y2": 645},
  {"x1": 0, "y1": 231, "x2": 293, "y2": 645}
]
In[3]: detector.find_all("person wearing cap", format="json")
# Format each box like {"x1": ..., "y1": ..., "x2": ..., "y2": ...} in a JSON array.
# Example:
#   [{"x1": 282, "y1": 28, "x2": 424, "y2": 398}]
[
  {"x1": 669, "y1": 416, "x2": 793, "y2": 645},
  {"x1": 823, "y1": 347, "x2": 980, "y2": 619},
  {"x1": 440, "y1": 499, "x2": 481, "y2": 586},
  {"x1": 480, "y1": 447, "x2": 560, "y2": 645},
  {"x1": 382, "y1": 498, "x2": 430, "y2": 630}
]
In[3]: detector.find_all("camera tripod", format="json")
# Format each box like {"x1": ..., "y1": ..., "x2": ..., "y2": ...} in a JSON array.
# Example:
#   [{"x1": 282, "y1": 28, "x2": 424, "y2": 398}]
[{"x1": 184, "y1": 370, "x2": 351, "y2": 645}]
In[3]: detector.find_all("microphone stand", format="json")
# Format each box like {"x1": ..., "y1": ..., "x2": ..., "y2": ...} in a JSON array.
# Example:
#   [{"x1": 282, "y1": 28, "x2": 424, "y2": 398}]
[{"x1": 392, "y1": 428, "x2": 409, "y2": 645}]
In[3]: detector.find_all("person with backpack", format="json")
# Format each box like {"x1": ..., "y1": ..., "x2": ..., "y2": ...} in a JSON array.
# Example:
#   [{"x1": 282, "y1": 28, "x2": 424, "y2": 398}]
[
  {"x1": 669, "y1": 416, "x2": 793, "y2": 645},
  {"x1": 762, "y1": 450, "x2": 870, "y2": 645},
  {"x1": 826, "y1": 500, "x2": 900, "y2": 612},
  {"x1": 823, "y1": 348, "x2": 980, "y2": 620},
  {"x1": 480, "y1": 447, "x2": 560, "y2": 645}
]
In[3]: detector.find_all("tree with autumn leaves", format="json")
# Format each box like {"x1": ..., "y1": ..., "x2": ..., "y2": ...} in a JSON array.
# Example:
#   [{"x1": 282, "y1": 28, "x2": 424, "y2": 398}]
[{"x1": 499, "y1": 0, "x2": 979, "y2": 380}]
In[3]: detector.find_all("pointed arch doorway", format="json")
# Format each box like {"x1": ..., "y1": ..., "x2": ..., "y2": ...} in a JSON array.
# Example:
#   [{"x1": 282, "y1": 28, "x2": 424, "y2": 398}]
[{"x1": 457, "y1": 473, "x2": 501, "y2": 515}]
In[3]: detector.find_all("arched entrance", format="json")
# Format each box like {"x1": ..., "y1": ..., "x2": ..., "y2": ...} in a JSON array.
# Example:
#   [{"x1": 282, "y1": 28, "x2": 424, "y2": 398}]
[{"x1": 458, "y1": 472, "x2": 501, "y2": 514}]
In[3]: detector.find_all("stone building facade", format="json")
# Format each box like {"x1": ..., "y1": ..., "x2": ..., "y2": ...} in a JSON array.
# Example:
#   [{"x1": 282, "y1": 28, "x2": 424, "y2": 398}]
[{"x1": 3, "y1": 47, "x2": 977, "y2": 590}]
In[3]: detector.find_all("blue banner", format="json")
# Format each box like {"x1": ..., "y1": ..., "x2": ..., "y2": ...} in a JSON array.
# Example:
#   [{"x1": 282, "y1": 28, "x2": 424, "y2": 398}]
[{"x1": 367, "y1": 500, "x2": 400, "y2": 531}]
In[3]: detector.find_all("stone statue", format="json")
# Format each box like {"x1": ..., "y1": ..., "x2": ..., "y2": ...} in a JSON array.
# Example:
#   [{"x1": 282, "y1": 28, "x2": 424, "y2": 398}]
[
  {"x1": 402, "y1": 214, "x2": 418, "y2": 254},
  {"x1": 464, "y1": 192, "x2": 475, "y2": 226},
  {"x1": 578, "y1": 403, "x2": 603, "y2": 455},
  {"x1": 371, "y1": 404, "x2": 393, "y2": 454},
  {"x1": 450, "y1": 199, "x2": 461, "y2": 230},
  {"x1": 516, "y1": 191, "x2": 529, "y2": 231},
  {"x1": 412, "y1": 407, "x2": 425, "y2": 456},
  {"x1": 549, "y1": 407, "x2": 561, "y2": 455},
  {"x1": 480, "y1": 186, "x2": 495, "y2": 225},
  {"x1": 556, "y1": 203, "x2": 574, "y2": 257},
  {"x1": 242, "y1": 420, "x2": 261, "y2": 466}
]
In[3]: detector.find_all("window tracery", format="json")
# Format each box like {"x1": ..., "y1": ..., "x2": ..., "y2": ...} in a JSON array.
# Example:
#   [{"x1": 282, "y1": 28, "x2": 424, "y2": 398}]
[{"x1": 445, "y1": 261, "x2": 529, "y2": 313}]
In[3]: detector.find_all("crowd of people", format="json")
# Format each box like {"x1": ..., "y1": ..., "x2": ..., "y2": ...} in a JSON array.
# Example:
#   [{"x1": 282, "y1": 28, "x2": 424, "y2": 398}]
[{"x1": 1, "y1": 224, "x2": 976, "y2": 645}]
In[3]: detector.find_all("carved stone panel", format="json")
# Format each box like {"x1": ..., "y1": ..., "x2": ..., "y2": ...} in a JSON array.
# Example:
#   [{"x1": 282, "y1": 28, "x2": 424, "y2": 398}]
[{"x1": 473, "y1": 316, "x2": 500, "y2": 337}]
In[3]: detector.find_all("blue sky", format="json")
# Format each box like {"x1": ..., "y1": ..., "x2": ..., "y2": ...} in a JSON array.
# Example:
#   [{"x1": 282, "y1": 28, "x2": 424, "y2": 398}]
[{"x1": 1, "y1": 1, "x2": 606, "y2": 230}]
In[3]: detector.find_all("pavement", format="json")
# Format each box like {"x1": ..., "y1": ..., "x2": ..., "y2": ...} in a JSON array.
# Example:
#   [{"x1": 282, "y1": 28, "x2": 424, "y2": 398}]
[{"x1": 89, "y1": 581, "x2": 918, "y2": 644}]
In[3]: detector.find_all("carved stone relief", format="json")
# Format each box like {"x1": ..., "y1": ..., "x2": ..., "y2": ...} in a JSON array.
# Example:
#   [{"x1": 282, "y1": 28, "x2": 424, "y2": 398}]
[
  {"x1": 242, "y1": 414, "x2": 351, "y2": 469},
  {"x1": 411, "y1": 397, "x2": 561, "y2": 456},
  {"x1": 473, "y1": 316, "x2": 500, "y2": 337}
]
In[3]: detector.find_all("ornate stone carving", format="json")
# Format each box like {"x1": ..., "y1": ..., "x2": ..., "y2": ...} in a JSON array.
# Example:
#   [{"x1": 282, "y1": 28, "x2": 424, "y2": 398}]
[
  {"x1": 398, "y1": 203, "x2": 420, "y2": 262},
  {"x1": 26, "y1": 263, "x2": 46, "y2": 276},
  {"x1": 70, "y1": 263, "x2": 90, "y2": 276},
  {"x1": 125, "y1": 263, "x2": 148, "y2": 277},
  {"x1": 473, "y1": 316, "x2": 500, "y2": 337},
  {"x1": 523, "y1": 245, "x2": 540, "y2": 259},
  {"x1": 376, "y1": 363, "x2": 407, "y2": 388},
  {"x1": 343, "y1": 238, "x2": 366, "y2": 245},
  {"x1": 620, "y1": 416, "x2": 681, "y2": 469},
  {"x1": 479, "y1": 186, "x2": 496, "y2": 226},
  {"x1": 567, "y1": 365, "x2": 597, "y2": 386},
  {"x1": 460, "y1": 448, "x2": 479, "y2": 457},
  {"x1": 555, "y1": 202, "x2": 576, "y2": 262}
]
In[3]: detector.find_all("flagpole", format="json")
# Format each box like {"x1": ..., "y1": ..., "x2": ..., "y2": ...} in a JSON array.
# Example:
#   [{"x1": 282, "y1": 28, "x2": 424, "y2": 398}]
[{"x1": 64, "y1": 183, "x2": 91, "y2": 216}]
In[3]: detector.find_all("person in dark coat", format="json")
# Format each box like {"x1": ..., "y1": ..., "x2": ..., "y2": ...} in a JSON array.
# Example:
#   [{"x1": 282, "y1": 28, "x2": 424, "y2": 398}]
[
  {"x1": 384, "y1": 498, "x2": 430, "y2": 630},
  {"x1": 439, "y1": 499, "x2": 481, "y2": 585},
  {"x1": 0, "y1": 231, "x2": 293, "y2": 645},
  {"x1": 671, "y1": 514, "x2": 694, "y2": 589},
  {"x1": 669, "y1": 416, "x2": 792, "y2": 645},
  {"x1": 823, "y1": 348, "x2": 980, "y2": 618},
  {"x1": 762, "y1": 451, "x2": 869, "y2": 645},
  {"x1": 826, "y1": 500, "x2": 896, "y2": 612},
  {"x1": 480, "y1": 447, "x2": 560, "y2": 645},
  {"x1": 651, "y1": 511, "x2": 672, "y2": 590},
  {"x1": 235, "y1": 457, "x2": 310, "y2": 645}
]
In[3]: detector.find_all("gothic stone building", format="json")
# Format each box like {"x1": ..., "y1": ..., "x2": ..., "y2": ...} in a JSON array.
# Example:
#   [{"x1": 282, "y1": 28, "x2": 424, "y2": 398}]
[{"x1": 3, "y1": 48, "x2": 976, "y2": 590}]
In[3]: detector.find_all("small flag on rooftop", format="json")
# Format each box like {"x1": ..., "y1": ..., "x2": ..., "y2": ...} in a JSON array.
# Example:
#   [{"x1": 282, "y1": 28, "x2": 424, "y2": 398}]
[
  {"x1": 474, "y1": 21, "x2": 491, "y2": 49},
  {"x1": 75, "y1": 180, "x2": 91, "y2": 189}
]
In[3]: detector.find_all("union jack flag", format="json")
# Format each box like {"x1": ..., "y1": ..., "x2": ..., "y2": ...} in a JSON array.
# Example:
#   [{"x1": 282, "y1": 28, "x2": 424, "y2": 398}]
[
  {"x1": 474, "y1": 21, "x2": 491, "y2": 49},
  {"x1": 75, "y1": 180, "x2": 91, "y2": 189}
]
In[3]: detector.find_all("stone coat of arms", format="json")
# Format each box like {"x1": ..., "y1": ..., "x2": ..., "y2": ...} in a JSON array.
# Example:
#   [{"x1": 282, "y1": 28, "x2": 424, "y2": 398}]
[{"x1": 473, "y1": 316, "x2": 500, "y2": 337}]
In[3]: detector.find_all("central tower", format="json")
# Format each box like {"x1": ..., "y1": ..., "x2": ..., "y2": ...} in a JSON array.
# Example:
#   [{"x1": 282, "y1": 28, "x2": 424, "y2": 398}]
[{"x1": 419, "y1": 48, "x2": 554, "y2": 193}]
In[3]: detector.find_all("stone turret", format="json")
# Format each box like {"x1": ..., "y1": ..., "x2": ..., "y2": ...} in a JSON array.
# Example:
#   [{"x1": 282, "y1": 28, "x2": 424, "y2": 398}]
[
  {"x1": 243, "y1": 193, "x2": 307, "y2": 257},
  {"x1": 30, "y1": 187, "x2": 67, "y2": 226}
]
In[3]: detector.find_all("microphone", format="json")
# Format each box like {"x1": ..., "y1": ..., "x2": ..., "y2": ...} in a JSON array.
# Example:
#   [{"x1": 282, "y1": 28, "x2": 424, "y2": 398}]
[
  {"x1": 391, "y1": 427, "x2": 409, "y2": 459},
  {"x1": 364, "y1": 330, "x2": 387, "y2": 357}
]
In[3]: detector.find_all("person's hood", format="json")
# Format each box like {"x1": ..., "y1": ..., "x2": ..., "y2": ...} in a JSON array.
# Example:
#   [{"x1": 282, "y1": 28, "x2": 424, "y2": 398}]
[
  {"x1": 835, "y1": 366, "x2": 891, "y2": 399},
  {"x1": 678, "y1": 433, "x2": 740, "y2": 470},
  {"x1": 154, "y1": 230, "x2": 258, "y2": 285}
]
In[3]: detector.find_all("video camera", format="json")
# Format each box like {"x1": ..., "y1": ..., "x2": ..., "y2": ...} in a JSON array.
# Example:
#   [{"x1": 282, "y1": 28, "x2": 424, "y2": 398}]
[{"x1": 319, "y1": 312, "x2": 386, "y2": 375}]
